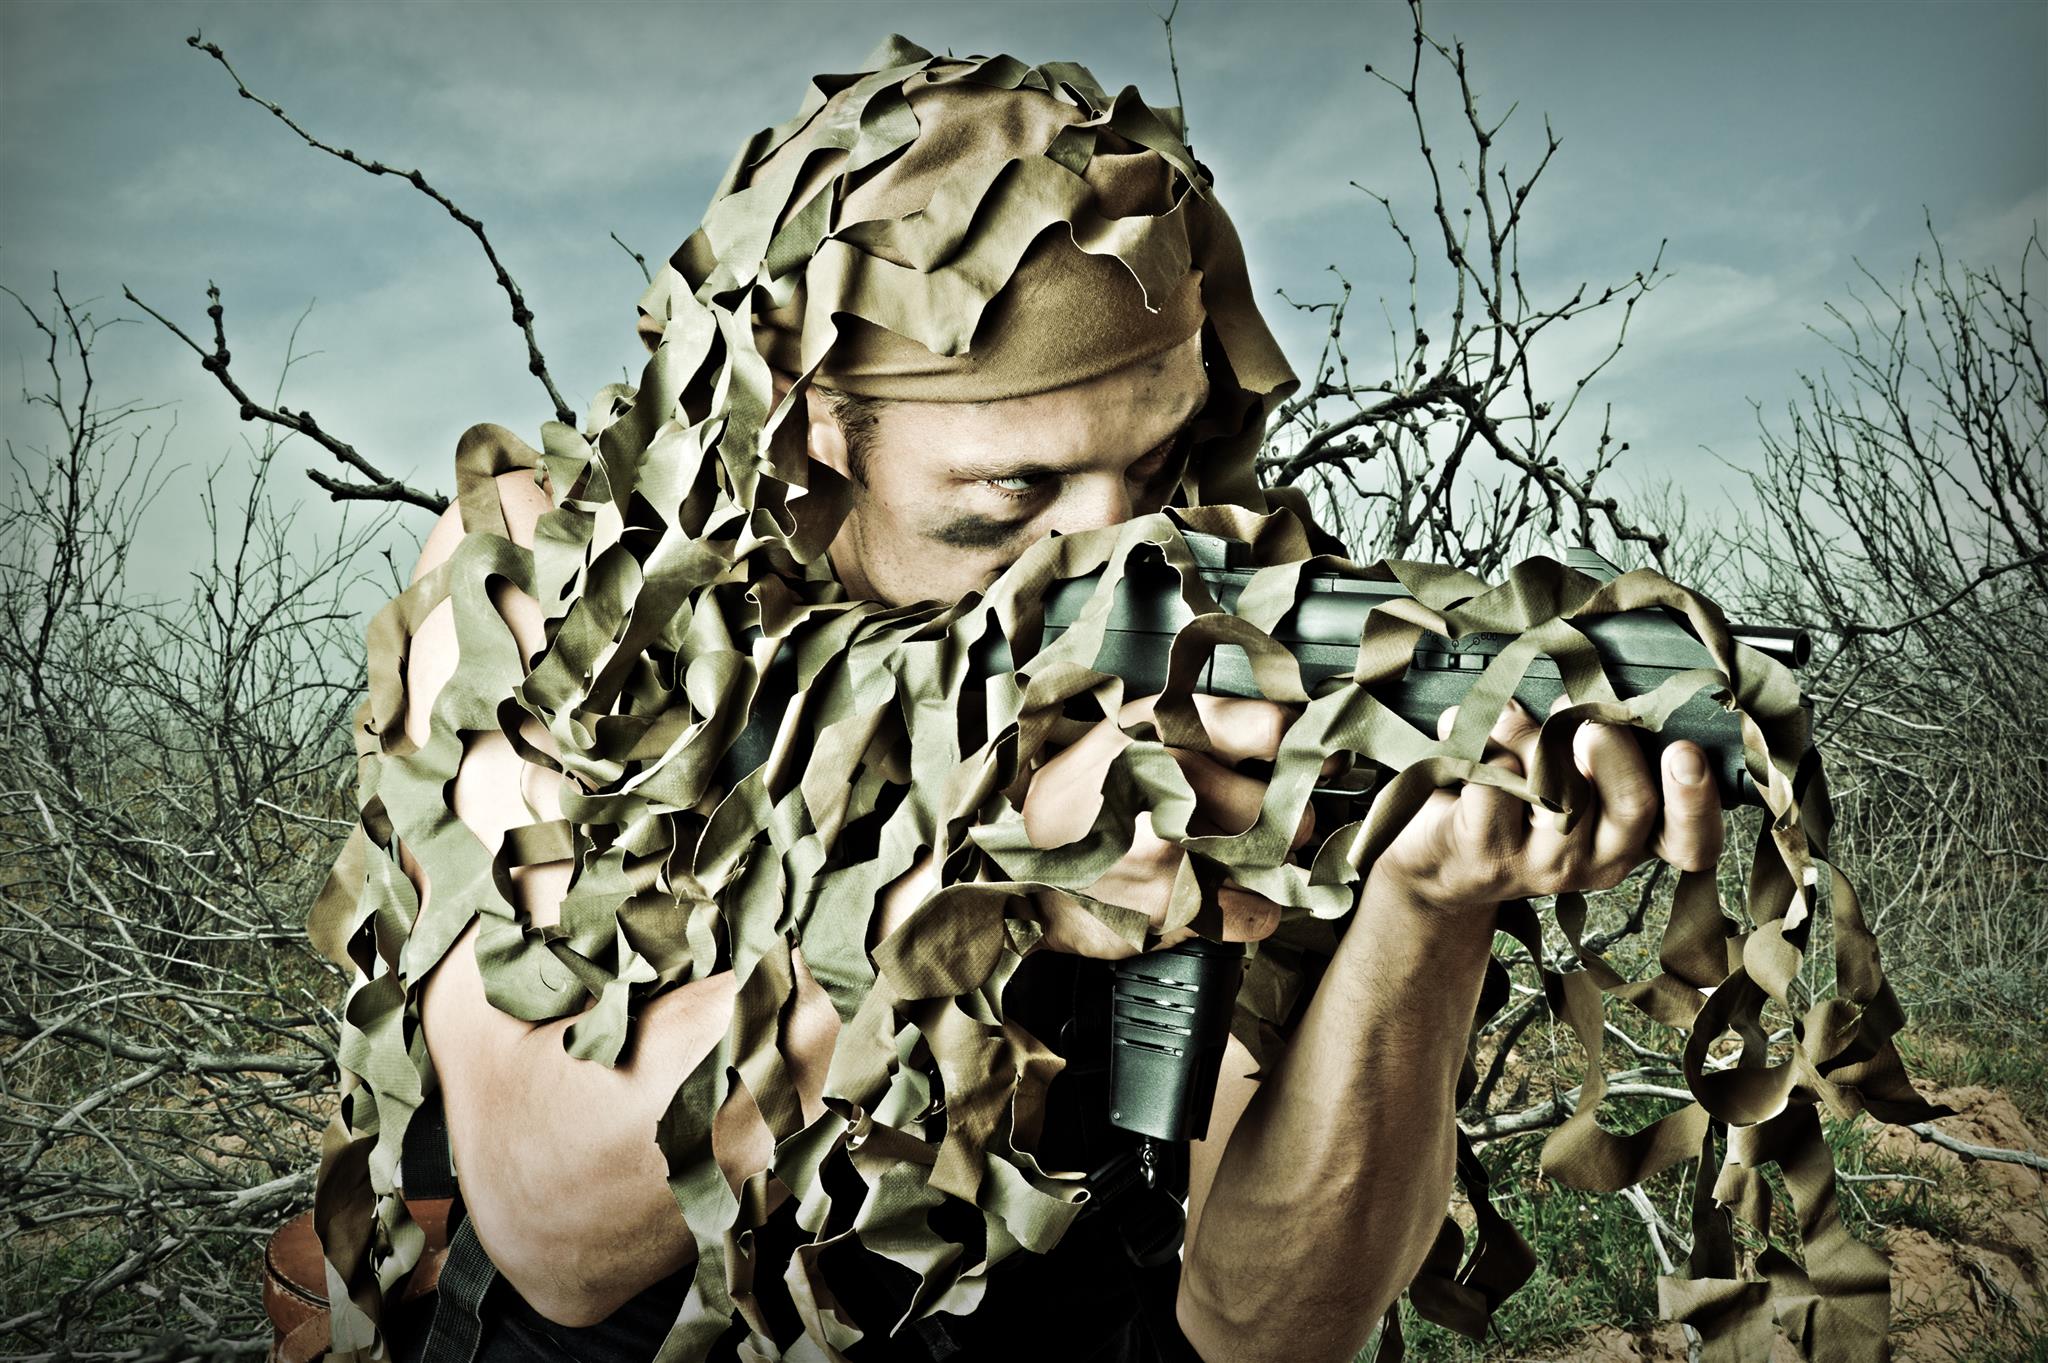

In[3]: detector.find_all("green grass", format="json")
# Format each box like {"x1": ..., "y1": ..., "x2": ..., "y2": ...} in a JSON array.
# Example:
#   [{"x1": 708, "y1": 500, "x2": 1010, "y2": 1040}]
[
  {"x1": 1897, "y1": 1017, "x2": 2048, "y2": 1129},
  {"x1": 1949, "y1": 1326, "x2": 2048, "y2": 1363},
  {"x1": 1354, "y1": 1008, "x2": 2045, "y2": 1362},
  {"x1": 1381, "y1": 1116, "x2": 1689, "y2": 1362},
  {"x1": 1824, "y1": 1111, "x2": 1978, "y2": 1244},
  {"x1": 1893, "y1": 1276, "x2": 2048, "y2": 1363}
]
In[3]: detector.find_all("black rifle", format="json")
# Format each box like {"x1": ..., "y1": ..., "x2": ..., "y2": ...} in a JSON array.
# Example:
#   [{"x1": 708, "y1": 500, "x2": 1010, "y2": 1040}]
[
  {"x1": 993, "y1": 533, "x2": 1808, "y2": 1146},
  {"x1": 727, "y1": 534, "x2": 1810, "y2": 1146}
]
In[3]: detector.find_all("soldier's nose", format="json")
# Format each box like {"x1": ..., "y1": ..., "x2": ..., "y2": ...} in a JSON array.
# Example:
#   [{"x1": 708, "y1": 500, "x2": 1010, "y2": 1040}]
[{"x1": 1053, "y1": 476, "x2": 1135, "y2": 534}]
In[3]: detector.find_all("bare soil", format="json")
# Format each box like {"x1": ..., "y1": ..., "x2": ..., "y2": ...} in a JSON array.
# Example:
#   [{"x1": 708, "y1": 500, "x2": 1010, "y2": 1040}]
[{"x1": 1530, "y1": 1085, "x2": 2046, "y2": 1362}]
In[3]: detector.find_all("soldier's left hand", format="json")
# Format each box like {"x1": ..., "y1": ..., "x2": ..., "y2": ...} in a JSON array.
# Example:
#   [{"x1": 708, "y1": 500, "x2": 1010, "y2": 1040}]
[{"x1": 1365, "y1": 699, "x2": 1725, "y2": 917}]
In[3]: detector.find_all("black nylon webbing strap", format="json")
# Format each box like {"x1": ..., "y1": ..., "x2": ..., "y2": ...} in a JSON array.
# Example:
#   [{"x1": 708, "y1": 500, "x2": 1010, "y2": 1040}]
[
  {"x1": 420, "y1": 1215, "x2": 495, "y2": 1363},
  {"x1": 907, "y1": 1317, "x2": 962, "y2": 1362},
  {"x1": 401, "y1": 1092, "x2": 458, "y2": 1201}
]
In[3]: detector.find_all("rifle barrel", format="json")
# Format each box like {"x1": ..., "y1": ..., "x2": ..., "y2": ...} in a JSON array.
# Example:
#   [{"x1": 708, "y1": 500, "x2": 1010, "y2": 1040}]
[{"x1": 1729, "y1": 625, "x2": 1810, "y2": 668}]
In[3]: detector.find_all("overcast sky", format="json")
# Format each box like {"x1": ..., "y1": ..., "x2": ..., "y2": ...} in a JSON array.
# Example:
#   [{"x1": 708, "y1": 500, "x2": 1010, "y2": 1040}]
[{"x1": 3, "y1": 0, "x2": 2043, "y2": 590}]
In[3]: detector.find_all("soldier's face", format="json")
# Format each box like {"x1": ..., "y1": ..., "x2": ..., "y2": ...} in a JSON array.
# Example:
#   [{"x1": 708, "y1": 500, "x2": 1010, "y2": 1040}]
[{"x1": 806, "y1": 331, "x2": 1210, "y2": 608}]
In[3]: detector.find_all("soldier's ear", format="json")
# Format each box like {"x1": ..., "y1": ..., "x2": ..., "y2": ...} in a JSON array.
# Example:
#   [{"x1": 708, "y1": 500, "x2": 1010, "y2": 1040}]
[{"x1": 801, "y1": 383, "x2": 853, "y2": 482}]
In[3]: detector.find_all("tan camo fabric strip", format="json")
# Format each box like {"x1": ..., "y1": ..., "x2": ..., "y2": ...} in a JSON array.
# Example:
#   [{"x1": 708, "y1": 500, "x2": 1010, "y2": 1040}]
[{"x1": 306, "y1": 36, "x2": 1944, "y2": 1363}]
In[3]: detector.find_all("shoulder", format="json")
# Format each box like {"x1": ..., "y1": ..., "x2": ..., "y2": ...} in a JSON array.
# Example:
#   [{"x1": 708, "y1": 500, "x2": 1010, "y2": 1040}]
[
  {"x1": 414, "y1": 468, "x2": 555, "y2": 581},
  {"x1": 402, "y1": 467, "x2": 556, "y2": 747}
]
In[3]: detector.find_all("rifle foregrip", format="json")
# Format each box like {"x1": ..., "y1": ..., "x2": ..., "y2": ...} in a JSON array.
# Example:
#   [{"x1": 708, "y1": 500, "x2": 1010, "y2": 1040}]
[
  {"x1": 1080, "y1": 539, "x2": 1812, "y2": 1141},
  {"x1": 1108, "y1": 937, "x2": 1243, "y2": 1143}
]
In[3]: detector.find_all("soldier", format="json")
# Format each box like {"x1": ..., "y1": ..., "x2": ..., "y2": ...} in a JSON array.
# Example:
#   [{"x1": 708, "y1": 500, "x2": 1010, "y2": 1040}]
[{"x1": 317, "y1": 38, "x2": 1722, "y2": 1363}]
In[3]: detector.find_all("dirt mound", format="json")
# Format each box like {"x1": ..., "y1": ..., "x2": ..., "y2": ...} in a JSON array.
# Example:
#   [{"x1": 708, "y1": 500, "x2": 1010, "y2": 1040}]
[
  {"x1": 1872, "y1": 1086, "x2": 2044, "y2": 1361},
  {"x1": 1531, "y1": 1085, "x2": 2045, "y2": 1361},
  {"x1": 1545, "y1": 1323, "x2": 1806, "y2": 1362},
  {"x1": 1554, "y1": 1323, "x2": 1791, "y2": 1361}
]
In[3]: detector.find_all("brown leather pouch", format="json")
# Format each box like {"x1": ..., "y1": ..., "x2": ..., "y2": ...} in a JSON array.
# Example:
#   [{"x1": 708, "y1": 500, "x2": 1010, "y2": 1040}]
[{"x1": 262, "y1": 1199, "x2": 454, "y2": 1363}]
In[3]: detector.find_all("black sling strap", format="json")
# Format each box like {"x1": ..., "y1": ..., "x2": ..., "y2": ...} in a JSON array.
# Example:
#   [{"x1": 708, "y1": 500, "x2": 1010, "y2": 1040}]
[
  {"x1": 419, "y1": 1215, "x2": 496, "y2": 1363},
  {"x1": 404, "y1": 1091, "x2": 494, "y2": 1361}
]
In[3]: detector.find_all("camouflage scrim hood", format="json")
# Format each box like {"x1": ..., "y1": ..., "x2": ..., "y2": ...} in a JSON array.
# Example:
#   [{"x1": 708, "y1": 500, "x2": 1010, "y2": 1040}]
[
  {"x1": 629, "y1": 34, "x2": 1294, "y2": 531},
  {"x1": 309, "y1": 34, "x2": 1941, "y2": 1363}
]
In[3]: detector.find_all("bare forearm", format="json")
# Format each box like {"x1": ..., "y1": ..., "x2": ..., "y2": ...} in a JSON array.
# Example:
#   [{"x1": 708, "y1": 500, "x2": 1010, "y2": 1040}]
[
  {"x1": 1177, "y1": 883, "x2": 1495, "y2": 1363},
  {"x1": 422, "y1": 924, "x2": 730, "y2": 1325},
  {"x1": 399, "y1": 480, "x2": 724, "y2": 1325}
]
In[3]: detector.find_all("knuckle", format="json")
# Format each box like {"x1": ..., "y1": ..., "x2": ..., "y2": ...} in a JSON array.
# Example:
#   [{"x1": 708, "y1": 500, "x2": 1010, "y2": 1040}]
[
  {"x1": 1456, "y1": 799, "x2": 1504, "y2": 856},
  {"x1": 1607, "y1": 786, "x2": 1658, "y2": 829},
  {"x1": 1230, "y1": 895, "x2": 1282, "y2": 941},
  {"x1": 1486, "y1": 749, "x2": 1526, "y2": 779},
  {"x1": 1553, "y1": 839, "x2": 1592, "y2": 890},
  {"x1": 1490, "y1": 701, "x2": 1531, "y2": 743},
  {"x1": 1457, "y1": 792, "x2": 1518, "y2": 862},
  {"x1": 1418, "y1": 804, "x2": 1462, "y2": 871}
]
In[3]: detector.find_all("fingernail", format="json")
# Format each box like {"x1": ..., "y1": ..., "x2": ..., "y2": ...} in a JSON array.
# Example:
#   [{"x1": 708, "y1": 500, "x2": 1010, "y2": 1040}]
[{"x1": 1671, "y1": 747, "x2": 1705, "y2": 785}]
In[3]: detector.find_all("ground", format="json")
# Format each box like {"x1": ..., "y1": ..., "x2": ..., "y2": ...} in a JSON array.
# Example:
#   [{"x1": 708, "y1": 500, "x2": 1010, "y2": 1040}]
[{"x1": 1530, "y1": 1086, "x2": 2046, "y2": 1362}]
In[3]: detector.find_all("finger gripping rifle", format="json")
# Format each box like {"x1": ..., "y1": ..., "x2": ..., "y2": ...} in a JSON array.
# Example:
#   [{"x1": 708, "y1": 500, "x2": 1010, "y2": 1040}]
[{"x1": 990, "y1": 532, "x2": 1810, "y2": 1145}]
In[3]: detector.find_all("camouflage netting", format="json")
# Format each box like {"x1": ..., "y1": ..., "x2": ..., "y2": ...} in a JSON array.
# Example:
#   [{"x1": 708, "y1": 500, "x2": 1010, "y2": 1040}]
[{"x1": 308, "y1": 36, "x2": 1943, "y2": 1363}]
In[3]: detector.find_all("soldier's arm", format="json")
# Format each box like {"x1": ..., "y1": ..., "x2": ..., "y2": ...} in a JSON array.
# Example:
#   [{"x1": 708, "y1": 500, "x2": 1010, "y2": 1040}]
[
  {"x1": 400, "y1": 472, "x2": 839, "y2": 1326},
  {"x1": 1175, "y1": 705, "x2": 1723, "y2": 1362}
]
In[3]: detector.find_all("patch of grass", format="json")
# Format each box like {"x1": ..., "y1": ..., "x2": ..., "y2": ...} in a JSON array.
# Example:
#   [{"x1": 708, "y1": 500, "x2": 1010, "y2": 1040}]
[
  {"x1": 1365, "y1": 1010, "x2": 2048, "y2": 1363},
  {"x1": 1897, "y1": 1288, "x2": 2047, "y2": 1363},
  {"x1": 1952, "y1": 1324, "x2": 2048, "y2": 1363},
  {"x1": 1897, "y1": 1019, "x2": 2048, "y2": 1129},
  {"x1": 1374, "y1": 1124, "x2": 1686, "y2": 1362},
  {"x1": 1824, "y1": 1114, "x2": 1978, "y2": 1243}
]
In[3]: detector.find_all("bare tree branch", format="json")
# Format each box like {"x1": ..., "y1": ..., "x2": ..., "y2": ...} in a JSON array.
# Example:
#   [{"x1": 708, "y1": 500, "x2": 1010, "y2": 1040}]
[
  {"x1": 610, "y1": 231, "x2": 653, "y2": 285},
  {"x1": 1910, "y1": 1122, "x2": 2048, "y2": 1174},
  {"x1": 1258, "y1": 0, "x2": 1671, "y2": 576},
  {"x1": 183, "y1": 31, "x2": 578, "y2": 427},
  {"x1": 120, "y1": 283, "x2": 446, "y2": 513}
]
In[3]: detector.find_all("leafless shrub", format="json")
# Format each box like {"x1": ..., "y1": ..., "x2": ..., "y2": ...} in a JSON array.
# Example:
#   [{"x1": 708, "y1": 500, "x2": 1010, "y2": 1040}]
[
  {"x1": 0, "y1": 282, "x2": 389, "y2": 1359},
  {"x1": 1711, "y1": 219, "x2": 2048, "y2": 1015},
  {"x1": 1258, "y1": 1, "x2": 1669, "y2": 578}
]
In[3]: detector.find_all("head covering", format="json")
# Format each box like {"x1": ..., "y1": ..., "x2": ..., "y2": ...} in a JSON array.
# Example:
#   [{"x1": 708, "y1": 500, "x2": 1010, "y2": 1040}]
[
  {"x1": 628, "y1": 35, "x2": 1295, "y2": 523},
  {"x1": 638, "y1": 64, "x2": 1213, "y2": 403}
]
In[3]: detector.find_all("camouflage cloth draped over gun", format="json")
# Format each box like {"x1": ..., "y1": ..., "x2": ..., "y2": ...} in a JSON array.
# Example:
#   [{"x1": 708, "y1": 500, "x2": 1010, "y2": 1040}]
[{"x1": 306, "y1": 36, "x2": 1945, "y2": 1363}]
